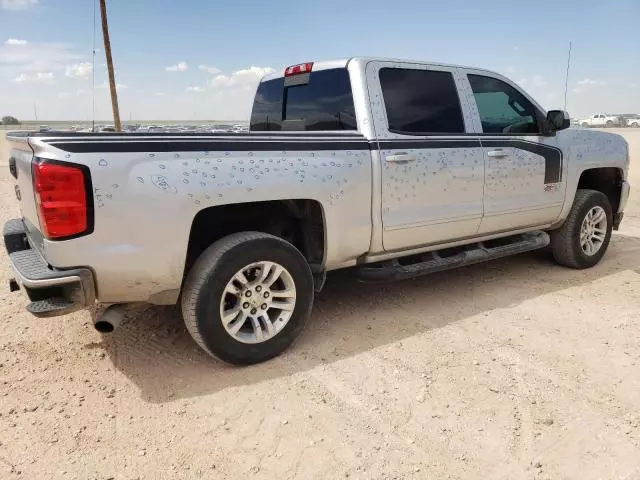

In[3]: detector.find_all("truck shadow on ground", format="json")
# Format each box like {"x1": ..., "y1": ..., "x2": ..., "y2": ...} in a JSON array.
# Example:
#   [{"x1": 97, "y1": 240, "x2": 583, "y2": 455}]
[{"x1": 96, "y1": 233, "x2": 640, "y2": 403}]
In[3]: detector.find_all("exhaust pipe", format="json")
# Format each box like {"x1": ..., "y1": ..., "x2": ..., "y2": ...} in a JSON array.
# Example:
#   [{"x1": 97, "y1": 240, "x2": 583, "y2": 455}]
[{"x1": 94, "y1": 304, "x2": 126, "y2": 333}]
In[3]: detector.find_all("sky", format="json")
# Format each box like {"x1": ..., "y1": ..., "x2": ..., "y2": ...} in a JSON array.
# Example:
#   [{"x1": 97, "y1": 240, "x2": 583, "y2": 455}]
[{"x1": 1, "y1": 0, "x2": 639, "y2": 121}]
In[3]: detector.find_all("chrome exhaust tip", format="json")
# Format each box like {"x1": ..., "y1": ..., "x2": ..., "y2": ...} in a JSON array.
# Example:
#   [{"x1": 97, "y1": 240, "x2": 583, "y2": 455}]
[{"x1": 94, "y1": 304, "x2": 126, "y2": 333}]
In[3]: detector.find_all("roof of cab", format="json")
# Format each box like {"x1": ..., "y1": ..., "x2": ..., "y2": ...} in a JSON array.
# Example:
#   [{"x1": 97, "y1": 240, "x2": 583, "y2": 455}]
[{"x1": 259, "y1": 57, "x2": 497, "y2": 83}]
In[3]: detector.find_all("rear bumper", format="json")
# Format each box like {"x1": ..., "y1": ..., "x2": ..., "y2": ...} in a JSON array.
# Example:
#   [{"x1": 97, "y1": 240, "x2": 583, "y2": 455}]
[{"x1": 3, "y1": 218, "x2": 95, "y2": 318}]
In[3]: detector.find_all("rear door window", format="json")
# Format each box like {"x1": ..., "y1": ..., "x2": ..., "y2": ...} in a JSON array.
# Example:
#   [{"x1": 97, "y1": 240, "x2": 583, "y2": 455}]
[
  {"x1": 250, "y1": 68, "x2": 356, "y2": 131},
  {"x1": 378, "y1": 68, "x2": 465, "y2": 134}
]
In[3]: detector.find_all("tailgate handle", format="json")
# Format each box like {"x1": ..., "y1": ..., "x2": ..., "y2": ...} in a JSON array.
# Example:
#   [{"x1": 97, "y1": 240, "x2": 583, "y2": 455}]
[{"x1": 385, "y1": 152, "x2": 416, "y2": 164}]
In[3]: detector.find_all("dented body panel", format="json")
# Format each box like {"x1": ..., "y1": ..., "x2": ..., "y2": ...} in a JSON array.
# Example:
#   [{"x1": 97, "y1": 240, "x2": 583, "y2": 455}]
[
  {"x1": 25, "y1": 134, "x2": 373, "y2": 303},
  {"x1": 5, "y1": 56, "x2": 630, "y2": 306}
]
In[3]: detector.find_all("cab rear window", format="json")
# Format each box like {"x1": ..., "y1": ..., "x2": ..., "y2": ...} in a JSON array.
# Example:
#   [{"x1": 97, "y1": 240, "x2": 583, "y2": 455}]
[{"x1": 250, "y1": 68, "x2": 356, "y2": 131}]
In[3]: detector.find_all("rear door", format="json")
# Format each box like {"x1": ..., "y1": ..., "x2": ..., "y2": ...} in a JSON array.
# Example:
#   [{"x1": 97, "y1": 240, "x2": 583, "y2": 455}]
[
  {"x1": 366, "y1": 61, "x2": 485, "y2": 251},
  {"x1": 462, "y1": 70, "x2": 565, "y2": 234}
]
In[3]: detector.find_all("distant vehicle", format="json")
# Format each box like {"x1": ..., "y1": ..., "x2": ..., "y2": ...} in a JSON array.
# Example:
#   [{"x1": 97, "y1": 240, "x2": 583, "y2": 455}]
[
  {"x1": 580, "y1": 114, "x2": 622, "y2": 128},
  {"x1": 4, "y1": 57, "x2": 631, "y2": 365},
  {"x1": 99, "y1": 126, "x2": 116, "y2": 133},
  {"x1": 622, "y1": 115, "x2": 640, "y2": 128},
  {"x1": 38, "y1": 125, "x2": 50, "y2": 132}
]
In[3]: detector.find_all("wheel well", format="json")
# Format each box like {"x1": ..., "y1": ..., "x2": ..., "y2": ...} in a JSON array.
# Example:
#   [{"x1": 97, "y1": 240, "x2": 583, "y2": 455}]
[
  {"x1": 577, "y1": 167, "x2": 623, "y2": 212},
  {"x1": 184, "y1": 199, "x2": 325, "y2": 279}
]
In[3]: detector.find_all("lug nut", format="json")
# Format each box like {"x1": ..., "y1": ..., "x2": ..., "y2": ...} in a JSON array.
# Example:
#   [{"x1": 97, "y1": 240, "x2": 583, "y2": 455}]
[
  {"x1": 243, "y1": 302, "x2": 250, "y2": 309},
  {"x1": 261, "y1": 303, "x2": 267, "y2": 310},
  {"x1": 245, "y1": 291, "x2": 252, "y2": 298},
  {"x1": 263, "y1": 292, "x2": 270, "y2": 298},
  {"x1": 256, "y1": 285, "x2": 262, "y2": 292},
  {"x1": 250, "y1": 308, "x2": 257, "y2": 315}
]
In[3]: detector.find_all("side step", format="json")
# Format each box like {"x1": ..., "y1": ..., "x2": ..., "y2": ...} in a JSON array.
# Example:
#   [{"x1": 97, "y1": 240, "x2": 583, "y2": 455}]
[
  {"x1": 358, "y1": 231, "x2": 550, "y2": 282},
  {"x1": 26, "y1": 297, "x2": 77, "y2": 318}
]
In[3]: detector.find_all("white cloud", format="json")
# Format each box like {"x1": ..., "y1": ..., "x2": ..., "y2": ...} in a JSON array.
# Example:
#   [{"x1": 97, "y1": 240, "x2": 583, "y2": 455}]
[
  {"x1": 532, "y1": 74, "x2": 548, "y2": 87},
  {"x1": 198, "y1": 64, "x2": 220, "y2": 74},
  {"x1": 577, "y1": 78, "x2": 605, "y2": 86},
  {"x1": 96, "y1": 81, "x2": 127, "y2": 90},
  {"x1": 13, "y1": 71, "x2": 53, "y2": 83},
  {"x1": 0, "y1": 41, "x2": 86, "y2": 74},
  {"x1": 65, "y1": 61, "x2": 93, "y2": 78},
  {"x1": 211, "y1": 66, "x2": 274, "y2": 88},
  {"x1": 186, "y1": 86, "x2": 205, "y2": 93},
  {"x1": 1, "y1": 0, "x2": 38, "y2": 10},
  {"x1": 5, "y1": 38, "x2": 28, "y2": 46},
  {"x1": 516, "y1": 78, "x2": 527, "y2": 86},
  {"x1": 166, "y1": 61, "x2": 188, "y2": 72},
  {"x1": 211, "y1": 74, "x2": 233, "y2": 87},
  {"x1": 154, "y1": 92, "x2": 166, "y2": 96},
  {"x1": 512, "y1": 45, "x2": 520, "y2": 51},
  {"x1": 572, "y1": 78, "x2": 605, "y2": 96}
]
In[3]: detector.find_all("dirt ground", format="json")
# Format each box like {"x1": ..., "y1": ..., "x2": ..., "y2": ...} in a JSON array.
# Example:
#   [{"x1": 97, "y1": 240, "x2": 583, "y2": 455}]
[{"x1": 1, "y1": 130, "x2": 639, "y2": 480}]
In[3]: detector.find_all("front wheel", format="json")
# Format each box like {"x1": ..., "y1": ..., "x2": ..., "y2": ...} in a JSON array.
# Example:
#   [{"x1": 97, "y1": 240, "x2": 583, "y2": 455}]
[
  {"x1": 181, "y1": 232, "x2": 314, "y2": 365},
  {"x1": 550, "y1": 189, "x2": 613, "y2": 269}
]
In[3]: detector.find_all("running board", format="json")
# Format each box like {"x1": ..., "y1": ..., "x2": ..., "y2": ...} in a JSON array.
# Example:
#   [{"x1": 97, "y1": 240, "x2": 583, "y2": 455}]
[{"x1": 358, "y1": 231, "x2": 550, "y2": 282}]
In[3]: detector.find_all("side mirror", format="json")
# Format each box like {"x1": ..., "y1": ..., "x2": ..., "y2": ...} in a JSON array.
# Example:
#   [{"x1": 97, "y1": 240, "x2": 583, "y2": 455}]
[{"x1": 546, "y1": 110, "x2": 570, "y2": 132}]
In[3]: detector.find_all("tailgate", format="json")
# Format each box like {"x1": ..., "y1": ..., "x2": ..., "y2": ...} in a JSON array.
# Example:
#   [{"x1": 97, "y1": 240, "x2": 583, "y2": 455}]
[{"x1": 6, "y1": 135, "x2": 43, "y2": 245}]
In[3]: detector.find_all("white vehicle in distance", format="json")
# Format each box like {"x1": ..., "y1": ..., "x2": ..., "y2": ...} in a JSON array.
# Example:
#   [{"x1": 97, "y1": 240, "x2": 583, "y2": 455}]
[
  {"x1": 625, "y1": 115, "x2": 640, "y2": 128},
  {"x1": 580, "y1": 114, "x2": 622, "y2": 128}
]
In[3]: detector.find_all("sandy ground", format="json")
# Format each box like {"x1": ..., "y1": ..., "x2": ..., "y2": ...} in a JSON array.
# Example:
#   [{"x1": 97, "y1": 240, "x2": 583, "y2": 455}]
[{"x1": 1, "y1": 129, "x2": 640, "y2": 480}]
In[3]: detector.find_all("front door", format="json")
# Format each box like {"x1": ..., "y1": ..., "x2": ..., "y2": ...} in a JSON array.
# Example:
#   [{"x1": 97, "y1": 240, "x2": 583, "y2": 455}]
[
  {"x1": 462, "y1": 70, "x2": 566, "y2": 234},
  {"x1": 366, "y1": 61, "x2": 485, "y2": 251}
]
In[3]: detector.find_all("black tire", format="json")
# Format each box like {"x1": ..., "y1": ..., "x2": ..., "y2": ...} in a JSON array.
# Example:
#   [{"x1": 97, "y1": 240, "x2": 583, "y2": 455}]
[
  {"x1": 606, "y1": 120, "x2": 613, "y2": 127},
  {"x1": 550, "y1": 189, "x2": 613, "y2": 269},
  {"x1": 181, "y1": 232, "x2": 314, "y2": 365}
]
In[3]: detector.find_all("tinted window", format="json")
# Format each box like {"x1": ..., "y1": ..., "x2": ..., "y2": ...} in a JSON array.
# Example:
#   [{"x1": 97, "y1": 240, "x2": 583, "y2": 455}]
[
  {"x1": 250, "y1": 68, "x2": 356, "y2": 131},
  {"x1": 250, "y1": 77, "x2": 284, "y2": 131},
  {"x1": 379, "y1": 68, "x2": 465, "y2": 134},
  {"x1": 468, "y1": 74, "x2": 540, "y2": 134}
]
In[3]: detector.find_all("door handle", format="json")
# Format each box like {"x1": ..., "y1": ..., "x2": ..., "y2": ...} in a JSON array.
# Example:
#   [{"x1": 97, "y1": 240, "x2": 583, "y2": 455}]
[
  {"x1": 385, "y1": 152, "x2": 416, "y2": 163},
  {"x1": 487, "y1": 149, "x2": 508, "y2": 158}
]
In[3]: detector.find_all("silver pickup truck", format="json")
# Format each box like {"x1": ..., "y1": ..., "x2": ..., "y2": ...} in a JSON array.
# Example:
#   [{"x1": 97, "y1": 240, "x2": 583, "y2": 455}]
[{"x1": 4, "y1": 57, "x2": 631, "y2": 364}]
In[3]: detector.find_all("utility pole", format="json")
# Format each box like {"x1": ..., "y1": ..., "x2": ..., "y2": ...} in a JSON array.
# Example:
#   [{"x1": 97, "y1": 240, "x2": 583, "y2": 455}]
[{"x1": 99, "y1": 0, "x2": 121, "y2": 131}]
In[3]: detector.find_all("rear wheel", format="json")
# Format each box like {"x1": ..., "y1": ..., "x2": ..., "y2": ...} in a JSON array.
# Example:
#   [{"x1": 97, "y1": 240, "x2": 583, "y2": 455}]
[
  {"x1": 550, "y1": 189, "x2": 613, "y2": 269},
  {"x1": 181, "y1": 232, "x2": 314, "y2": 365},
  {"x1": 606, "y1": 120, "x2": 614, "y2": 127},
  {"x1": 581, "y1": 122, "x2": 589, "y2": 127}
]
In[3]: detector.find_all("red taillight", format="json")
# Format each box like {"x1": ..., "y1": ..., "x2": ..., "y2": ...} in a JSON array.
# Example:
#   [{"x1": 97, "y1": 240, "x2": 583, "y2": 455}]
[
  {"x1": 284, "y1": 62, "x2": 313, "y2": 77},
  {"x1": 32, "y1": 162, "x2": 89, "y2": 239}
]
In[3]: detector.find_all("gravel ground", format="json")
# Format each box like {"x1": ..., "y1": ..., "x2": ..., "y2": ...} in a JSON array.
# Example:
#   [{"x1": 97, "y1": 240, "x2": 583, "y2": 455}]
[{"x1": 1, "y1": 130, "x2": 639, "y2": 480}]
